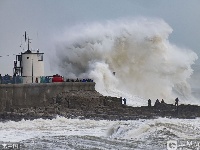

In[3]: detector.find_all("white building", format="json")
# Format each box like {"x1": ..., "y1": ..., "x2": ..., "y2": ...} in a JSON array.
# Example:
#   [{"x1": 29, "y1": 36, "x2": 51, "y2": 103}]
[{"x1": 13, "y1": 39, "x2": 44, "y2": 83}]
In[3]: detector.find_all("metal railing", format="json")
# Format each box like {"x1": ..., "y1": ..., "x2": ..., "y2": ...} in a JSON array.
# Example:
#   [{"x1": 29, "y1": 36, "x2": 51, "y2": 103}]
[{"x1": 0, "y1": 75, "x2": 94, "y2": 84}]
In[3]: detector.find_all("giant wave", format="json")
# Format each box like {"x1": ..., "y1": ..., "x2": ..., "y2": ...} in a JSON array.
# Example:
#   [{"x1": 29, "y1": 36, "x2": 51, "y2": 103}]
[{"x1": 53, "y1": 18, "x2": 198, "y2": 105}]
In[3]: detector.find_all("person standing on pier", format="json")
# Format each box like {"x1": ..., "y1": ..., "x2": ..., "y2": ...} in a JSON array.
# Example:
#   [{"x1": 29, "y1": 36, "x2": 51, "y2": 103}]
[
  {"x1": 123, "y1": 98, "x2": 126, "y2": 105},
  {"x1": 175, "y1": 97, "x2": 179, "y2": 107},
  {"x1": 161, "y1": 99, "x2": 165, "y2": 104},
  {"x1": 148, "y1": 99, "x2": 151, "y2": 107}
]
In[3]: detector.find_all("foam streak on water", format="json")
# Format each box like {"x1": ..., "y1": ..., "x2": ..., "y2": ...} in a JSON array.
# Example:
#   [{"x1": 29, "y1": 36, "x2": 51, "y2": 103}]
[{"x1": 0, "y1": 117, "x2": 200, "y2": 149}]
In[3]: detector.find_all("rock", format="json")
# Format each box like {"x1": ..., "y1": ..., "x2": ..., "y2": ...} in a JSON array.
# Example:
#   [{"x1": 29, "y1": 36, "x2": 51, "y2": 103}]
[{"x1": 1, "y1": 90, "x2": 200, "y2": 121}]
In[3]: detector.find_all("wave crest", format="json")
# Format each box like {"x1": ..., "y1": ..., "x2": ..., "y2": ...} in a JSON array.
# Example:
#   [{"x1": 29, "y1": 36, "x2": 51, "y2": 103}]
[{"x1": 54, "y1": 18, "x2": 198, "y2": 104}]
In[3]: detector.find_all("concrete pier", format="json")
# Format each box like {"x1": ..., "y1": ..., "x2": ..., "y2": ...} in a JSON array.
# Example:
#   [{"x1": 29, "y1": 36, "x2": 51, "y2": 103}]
[
  {"x1": 1, "y1": 82, "x2": 200, "y2": 121},
  {"x1": 0, "y1": 82, "x2": 95, "y2": 111}
]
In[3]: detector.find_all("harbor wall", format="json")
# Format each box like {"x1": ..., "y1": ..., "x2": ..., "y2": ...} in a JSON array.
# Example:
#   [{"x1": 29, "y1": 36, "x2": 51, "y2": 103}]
[{"x1": 0, "y1": 82, "x2": 95, "y2": 112}]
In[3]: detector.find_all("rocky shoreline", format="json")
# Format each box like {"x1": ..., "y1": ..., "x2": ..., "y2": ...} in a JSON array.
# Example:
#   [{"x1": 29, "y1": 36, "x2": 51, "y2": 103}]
[{"x1": 0, "y1": 91, "x2": 200, "y2": 122}]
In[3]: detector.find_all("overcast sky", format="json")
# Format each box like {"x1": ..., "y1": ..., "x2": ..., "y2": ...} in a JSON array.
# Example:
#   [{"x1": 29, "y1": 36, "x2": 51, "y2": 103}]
[{"x1": 0, "y1": 0, "x2": 200, "y2": 75}]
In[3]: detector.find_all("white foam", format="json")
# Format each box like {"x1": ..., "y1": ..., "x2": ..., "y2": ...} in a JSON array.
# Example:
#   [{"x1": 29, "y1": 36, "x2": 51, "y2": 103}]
[
  {"x1": 53, "y1": 18, "x2": 198, "y2": 104},
  {"x1": 1, "y1": 117, "x2": 200, "y2": 143},
  {"x1": 0, "y1": 117, "x2": 111, "y2": 142}
]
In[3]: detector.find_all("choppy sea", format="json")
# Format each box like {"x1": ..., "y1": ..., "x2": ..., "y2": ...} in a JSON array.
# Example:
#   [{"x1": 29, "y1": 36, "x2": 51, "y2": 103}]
[{"x1": 0, "y1": 116, "x2": 200, "y2": 150}]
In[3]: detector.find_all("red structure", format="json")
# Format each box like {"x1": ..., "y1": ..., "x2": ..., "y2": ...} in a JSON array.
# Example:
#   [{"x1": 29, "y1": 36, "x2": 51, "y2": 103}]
[{"x1": 52, "y1": 74, "x2": 64, "y2": 82}]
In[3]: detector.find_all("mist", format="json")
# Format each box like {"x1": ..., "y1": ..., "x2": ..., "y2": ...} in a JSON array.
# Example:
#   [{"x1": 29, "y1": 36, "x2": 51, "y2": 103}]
[{"x1": 52, "y1": 18, "x2": 198, "y2": 104}]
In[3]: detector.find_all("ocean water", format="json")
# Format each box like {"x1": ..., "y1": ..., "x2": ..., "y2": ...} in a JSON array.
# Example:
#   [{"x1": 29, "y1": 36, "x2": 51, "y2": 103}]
[{"x1": 0, "y1": 117, "x2": 200, "y2": 149}]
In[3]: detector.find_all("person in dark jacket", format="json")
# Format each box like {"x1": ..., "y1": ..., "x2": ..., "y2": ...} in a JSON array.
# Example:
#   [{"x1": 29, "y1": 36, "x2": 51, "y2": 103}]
[
  {"x1": 154, "y1": 99, "x2": 160, "y2": 108},
  {"x1": 161, "y1": 99, "x2": 165, "y2": 104},
  {"x1": 175, "y1": 97, "x2": 179, "y2": 107},
  {"x1": 123, "y1": 98, "x2": 126, "y2": 105},
  {"x1": 148, "y1": 99, "x2": 151, "y2": 107}
]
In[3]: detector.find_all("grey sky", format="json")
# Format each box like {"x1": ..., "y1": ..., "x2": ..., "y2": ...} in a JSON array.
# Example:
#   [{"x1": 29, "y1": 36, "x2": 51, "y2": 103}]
[{"x1": 0, "y1": 0, "x2": 200, "y2": 75}]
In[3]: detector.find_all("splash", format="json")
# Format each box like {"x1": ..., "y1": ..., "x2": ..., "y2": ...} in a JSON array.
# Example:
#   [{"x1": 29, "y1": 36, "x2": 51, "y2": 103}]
[{"x1": 53, "y1": 18, "x2": 198, "y2": 104}]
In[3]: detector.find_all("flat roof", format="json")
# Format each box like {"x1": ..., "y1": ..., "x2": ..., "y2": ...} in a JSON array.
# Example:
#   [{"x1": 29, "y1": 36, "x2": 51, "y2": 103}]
[{"x1": 21, "y1": 50, "x2": 44, "y2": 54}]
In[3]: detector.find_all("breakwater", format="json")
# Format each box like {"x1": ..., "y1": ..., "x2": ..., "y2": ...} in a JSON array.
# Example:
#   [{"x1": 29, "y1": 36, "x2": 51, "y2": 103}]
[
  {"x1": 0, "y1": 82, "x2": 200, "y2": 121},
  {"x1": 0, "y1": 82, "x2": 95, "y2": 112}
]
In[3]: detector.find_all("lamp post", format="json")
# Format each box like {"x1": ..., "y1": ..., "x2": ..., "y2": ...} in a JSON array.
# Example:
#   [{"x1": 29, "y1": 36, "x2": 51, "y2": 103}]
[{"x1": 32, "y1": 59, "x2": 33, "y2": 83}]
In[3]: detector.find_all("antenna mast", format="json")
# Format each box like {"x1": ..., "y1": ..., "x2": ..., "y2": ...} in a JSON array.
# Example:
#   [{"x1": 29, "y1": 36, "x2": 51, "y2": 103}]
[
  {"x1": 28, "y1": 38, "x2": 30, "y2": 50},
  {"x1": 24, "y1": 31, "x2": 31, "y2": 51},
  {"x1": 27, "y1": 37, "x2": 32, "y2": 51}
]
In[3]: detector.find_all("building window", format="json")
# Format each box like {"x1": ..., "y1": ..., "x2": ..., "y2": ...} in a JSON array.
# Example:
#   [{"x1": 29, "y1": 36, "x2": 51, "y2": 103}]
[{"x1": 37, "y1": 54, "x2": 43, "y2": 61}]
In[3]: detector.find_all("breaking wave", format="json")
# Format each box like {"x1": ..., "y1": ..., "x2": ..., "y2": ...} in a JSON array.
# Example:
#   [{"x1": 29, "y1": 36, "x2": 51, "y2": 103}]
[
  {"x1": 53, "y1": 18, "x2": 198, "y2": 104},
  {"x1": 1, "y1": 117, "x2": 200, "y2": 149}
]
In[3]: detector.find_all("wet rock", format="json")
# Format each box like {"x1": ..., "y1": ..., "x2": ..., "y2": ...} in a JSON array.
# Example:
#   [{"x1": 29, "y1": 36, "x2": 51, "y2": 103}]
[{"x1": 1, "y1": 90, "x2": 200, "y2": 121}]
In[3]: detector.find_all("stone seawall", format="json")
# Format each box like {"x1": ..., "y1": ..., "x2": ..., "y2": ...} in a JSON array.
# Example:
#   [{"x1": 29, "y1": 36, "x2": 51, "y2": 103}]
[
  {"x1": 0, "y1": 82, "x2": 95, "y2": 112},
  {"x1": 1, "y1": 82, "x2": 200, "y2": 121}
]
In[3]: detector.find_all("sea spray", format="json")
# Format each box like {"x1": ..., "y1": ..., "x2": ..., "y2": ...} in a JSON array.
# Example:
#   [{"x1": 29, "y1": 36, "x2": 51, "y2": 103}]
[{"x1": 53, "y1": 18, "x2": 198, "y2": 104}]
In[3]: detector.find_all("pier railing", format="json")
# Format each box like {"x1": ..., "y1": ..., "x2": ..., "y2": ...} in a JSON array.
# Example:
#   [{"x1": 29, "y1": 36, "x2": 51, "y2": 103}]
[{"x1": 0, "y1": 74, "x2": 93, "y2": 84}]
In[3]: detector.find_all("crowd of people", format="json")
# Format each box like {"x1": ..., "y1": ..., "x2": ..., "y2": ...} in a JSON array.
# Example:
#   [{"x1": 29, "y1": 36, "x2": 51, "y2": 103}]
[
  {"x1": 121, "y1": 97, "x2": 180, "y2": 107},
  {"x1": 66, "y1": 78, "x2": 93, "y2": 82},
  {"x1": 148, "y1": 97, "x2": 179, "y2": 107}
]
